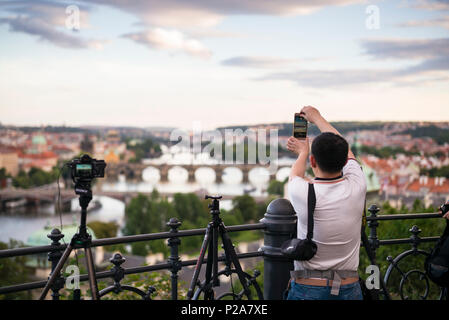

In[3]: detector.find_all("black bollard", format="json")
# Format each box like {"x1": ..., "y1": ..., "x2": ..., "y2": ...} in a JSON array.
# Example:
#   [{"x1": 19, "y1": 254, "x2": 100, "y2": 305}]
[{"x1": 260, "y1": 198, "x2": 297, "y2": 300}]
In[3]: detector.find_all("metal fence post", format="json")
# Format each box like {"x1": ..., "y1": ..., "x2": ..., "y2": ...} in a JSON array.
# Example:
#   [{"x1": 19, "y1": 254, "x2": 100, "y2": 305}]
[
  {"x1": 110, "y1": 252, "x2": 126, "y2": 293},
  {"x1": 260, "y1": 198, "x2": 297, "y2": 300},
  {"x1": 409, "y1": 225, "x2": 422, "y2": 251},
  {"x1": 47, "y1": 228, "x2": 65, "y2": 300},
  {"x1": 167, "y1": 218, "x2": 182, "y2": 300},
  {"x1": 368, "y1": 204, "x2": 380, "y2": 264}
]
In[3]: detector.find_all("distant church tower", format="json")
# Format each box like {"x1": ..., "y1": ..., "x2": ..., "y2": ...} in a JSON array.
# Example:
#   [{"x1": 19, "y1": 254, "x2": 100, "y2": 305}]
[{"x1": 352, "y1": 135, "x2": 362, "y2": 158}]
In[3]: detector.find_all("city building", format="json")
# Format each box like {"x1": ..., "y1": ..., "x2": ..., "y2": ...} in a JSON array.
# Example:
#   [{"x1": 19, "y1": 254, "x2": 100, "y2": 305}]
[{"x1": 0, "y1": 145, "x2": 19, "y2": 176}]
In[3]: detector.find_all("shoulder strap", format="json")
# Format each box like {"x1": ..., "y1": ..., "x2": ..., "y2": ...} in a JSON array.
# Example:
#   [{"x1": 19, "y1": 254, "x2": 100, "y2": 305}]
[{"x1": 307, "y1": 183, "x2": 316, "y2": 241}]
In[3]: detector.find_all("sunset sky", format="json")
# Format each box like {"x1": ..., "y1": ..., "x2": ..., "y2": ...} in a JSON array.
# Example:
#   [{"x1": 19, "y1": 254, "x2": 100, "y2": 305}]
[{"x1": 0, "y1": 0, "x2": 448, "y2": 129}]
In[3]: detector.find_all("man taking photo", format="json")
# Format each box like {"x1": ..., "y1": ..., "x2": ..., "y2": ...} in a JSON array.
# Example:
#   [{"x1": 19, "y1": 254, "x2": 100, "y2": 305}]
[{"x1": 285, "y1": 106, "x2": 367, "y2": 300}]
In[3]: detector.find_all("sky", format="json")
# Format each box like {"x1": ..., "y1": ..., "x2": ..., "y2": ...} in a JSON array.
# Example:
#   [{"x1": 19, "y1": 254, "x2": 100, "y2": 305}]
[{"x1": 0, "y1": 0, "x2": 448, "y2": 130}]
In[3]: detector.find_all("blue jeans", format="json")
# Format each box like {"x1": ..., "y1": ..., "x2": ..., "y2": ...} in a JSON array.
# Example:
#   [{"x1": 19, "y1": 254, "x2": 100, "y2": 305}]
[{"x1": 286, "y1": 280, "x2": 363, "y2": 300}]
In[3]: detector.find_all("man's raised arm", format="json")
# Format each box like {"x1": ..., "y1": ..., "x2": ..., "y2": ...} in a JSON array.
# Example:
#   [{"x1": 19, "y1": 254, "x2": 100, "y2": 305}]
[{"x1": 300, "y1": 106, "x2": 356, "y2": 159}]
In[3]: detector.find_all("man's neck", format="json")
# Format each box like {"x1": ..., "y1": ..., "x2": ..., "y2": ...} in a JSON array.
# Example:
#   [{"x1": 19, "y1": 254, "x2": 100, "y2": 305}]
[{"x1": 313, "y1": 170, "x2": 342, "y2": 180}]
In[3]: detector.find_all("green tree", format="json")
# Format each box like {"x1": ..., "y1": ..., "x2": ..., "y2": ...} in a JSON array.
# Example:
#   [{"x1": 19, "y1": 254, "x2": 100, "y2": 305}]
[
  {"x1": 123, "y1": 194, "x2": 154, "y2": 236},
  {"x1": 87, "y1": 221, "x2": 126, "y2": 253},
  {"x1": 126, "y1": 138, "x2": 162, "y2": 162},
  {"x1": 267, "y1": 180, "x2": 285, "y2": 196},
  {"x1": 420, "y1": 165, "x2": 449, "y2": 178},
  {"x1": 172, "y1": 193, "x2": 209, "y2": 224},
  {"x1": 0, "y1": 168, "x2": 8, "y2": 180},
  {"x1": 87, "y1": 221, "x2": 118, "y2": 239},
  {"x1": 131, "y1": 242, "x2": 149, "y2": 256},
  {"x1": 222, "y1": 208, "x2": 244, "y2": 226},
  {"x1": 12, "y1": 167, "x2": 58, "y2": 189},
  {"x1": 123, "y1": 192, "x2": 187, "y2": 256},
  {"x1": 232, "y1": 195, "x2": 258, "y2": 223},
  {"x1": 179, "y1": 220, "x2": 203, "y2": 254},
  {"x1": 0, "y1": 240, "x2": 32, "y2": 300}
]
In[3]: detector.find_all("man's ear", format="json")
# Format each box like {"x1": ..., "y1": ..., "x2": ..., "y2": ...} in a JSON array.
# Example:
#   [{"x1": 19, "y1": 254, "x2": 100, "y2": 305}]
[{"x1": 310, "y1": 154, "x2": 317, "y2": 168}]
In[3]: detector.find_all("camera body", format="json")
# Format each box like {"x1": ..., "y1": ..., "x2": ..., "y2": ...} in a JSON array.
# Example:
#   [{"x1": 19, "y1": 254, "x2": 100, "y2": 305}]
[{"x1": 69, "y1": 154, "x2": 106, "y2": 182}]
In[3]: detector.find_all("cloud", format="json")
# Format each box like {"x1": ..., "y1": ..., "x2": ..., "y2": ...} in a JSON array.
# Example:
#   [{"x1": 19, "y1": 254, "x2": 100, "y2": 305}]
[
  {"x1": 400, "y1": 56, "x2": 449, "y2": 75},
  {"x1": 0, "y1": 0, "x2": 365, "y2": 53},
  {"x1": 221, "y1": 56, "x2": 301, "y2": 68},
  {"x1": 86, "y1": 0, "x2": 364, "y2": 27},
  {"x1": 257, "y1": 69, "x2": 397, "y2": 87},
  {"x1": 0, "y1": 0, "x2": 105, "y2": 49},
  {"x1": 361, "y1": 37, "x2": 449, "y2": 75},
  {"x1": 122, "y1": 28, "x2": 212, "y2": 59},
  {"x1": 256, "y1": 38, "x2": 449, "y2": 87},
  {"x1": 409, "y1": 0, "x2": 449, "y2": 11},
  {"x1": 0, "y1": 16, "x2": 105, "y2": 49},
  {"x1": 185, "y1": 29, "x2": 245, "y2": 39},
  {"x1": 397, "y1": 15, "x2": 449, "y2": 29},
  {"x1": 0, "y1": 0, "x2": 91, "y2": 27},
  {"x1": 360, "y1": 38, "x2": 449, "y2": 60}
]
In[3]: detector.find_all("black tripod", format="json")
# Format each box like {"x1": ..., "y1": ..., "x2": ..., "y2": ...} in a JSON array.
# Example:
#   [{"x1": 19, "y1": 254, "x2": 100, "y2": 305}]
[
  {"x1": 39, "y1": 182, "x2": 99, "y2": 300},
  {"x1": 187, "y1": 195, "x2": 262, "y2": 300}
]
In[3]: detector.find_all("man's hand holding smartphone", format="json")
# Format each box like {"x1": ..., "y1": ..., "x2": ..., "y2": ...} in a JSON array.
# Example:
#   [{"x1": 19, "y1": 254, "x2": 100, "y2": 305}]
[
  {"x1": 287, "y1": 136, "x2": 309, "y2": 156},
  {"x1": 299, "y1": 106, "x2": 322, "y2": 124}
]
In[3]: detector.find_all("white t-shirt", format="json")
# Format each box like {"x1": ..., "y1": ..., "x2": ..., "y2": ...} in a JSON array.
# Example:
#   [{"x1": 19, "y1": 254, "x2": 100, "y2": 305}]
[{"x1": 288, "y1": 159, "x2": 367, "y2": 271}]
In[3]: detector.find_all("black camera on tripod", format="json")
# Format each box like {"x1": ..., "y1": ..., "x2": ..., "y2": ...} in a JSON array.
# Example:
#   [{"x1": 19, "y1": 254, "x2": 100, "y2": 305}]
[
  {"x1": 67, "y1": 154, "x2": 106, "y2": 195},
  {"x1": 41, "y1": 154, "x2": 107, "y2": 300},
  {"x1": 68, "y1": 154, "x2": 106, "y2": 182}
]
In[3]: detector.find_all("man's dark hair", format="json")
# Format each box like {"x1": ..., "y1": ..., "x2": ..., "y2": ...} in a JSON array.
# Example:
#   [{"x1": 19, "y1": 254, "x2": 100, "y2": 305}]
[{"x1": 311, "y1": 132, "x2": 349, "y2": 174}]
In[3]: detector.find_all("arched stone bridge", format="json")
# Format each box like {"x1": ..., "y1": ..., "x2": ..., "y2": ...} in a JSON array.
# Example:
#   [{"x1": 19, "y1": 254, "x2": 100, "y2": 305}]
[
  {"x1": 106, "y1": 163, "x2": 290, "y2": 183},
  {"x1": 0, "y1": 187, "x2": 270, "y2": 209}
]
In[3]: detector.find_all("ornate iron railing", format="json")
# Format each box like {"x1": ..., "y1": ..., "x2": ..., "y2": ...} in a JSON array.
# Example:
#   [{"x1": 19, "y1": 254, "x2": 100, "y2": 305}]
[
  {"x1": 0, "y1": 199, "x2": 447, "y2": 300},
  {"x1": 365, "y1": 204, "x2": 446, "y2": 300}
]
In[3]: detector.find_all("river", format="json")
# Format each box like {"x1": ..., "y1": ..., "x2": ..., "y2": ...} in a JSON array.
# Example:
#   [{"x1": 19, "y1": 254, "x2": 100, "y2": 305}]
[{"x1": 0, "y1": 151, "x2": 294, "y2": 244}]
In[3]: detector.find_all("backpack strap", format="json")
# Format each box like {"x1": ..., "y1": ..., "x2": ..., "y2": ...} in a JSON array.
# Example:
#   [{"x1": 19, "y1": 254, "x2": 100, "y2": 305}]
[{"x1": 306, "y1": 183, "x2": 316, "y2": 241}]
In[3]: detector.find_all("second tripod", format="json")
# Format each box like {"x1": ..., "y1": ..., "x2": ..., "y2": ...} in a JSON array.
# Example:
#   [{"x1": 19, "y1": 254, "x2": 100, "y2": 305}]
[{"x1": 187, "y1": 195, "x2": 262, "y2": 300}]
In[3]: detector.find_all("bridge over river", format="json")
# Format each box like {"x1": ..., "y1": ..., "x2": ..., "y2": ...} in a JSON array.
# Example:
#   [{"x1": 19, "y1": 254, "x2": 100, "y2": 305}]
[
  {"x1": 0, "y1": 185, "x2": 270, "y2": 210},
  {"x1": 105, "y1": 162, "x2": 291, "y2": 183}
]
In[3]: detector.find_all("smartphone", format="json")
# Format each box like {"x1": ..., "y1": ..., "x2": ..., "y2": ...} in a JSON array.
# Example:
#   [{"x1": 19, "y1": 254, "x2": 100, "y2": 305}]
[{"x1": 293, "y1": 113, "x2": 308, "y2": 139}]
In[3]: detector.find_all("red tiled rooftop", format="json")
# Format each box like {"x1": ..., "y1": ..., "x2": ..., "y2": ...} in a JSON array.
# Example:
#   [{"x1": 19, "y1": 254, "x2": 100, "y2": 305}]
[
  {"x1": 19, "y1": 150, "x2": 58, "y2": 159},
  {"x1": 406, "y1": 177, "x2": 449, "y2": 194}
]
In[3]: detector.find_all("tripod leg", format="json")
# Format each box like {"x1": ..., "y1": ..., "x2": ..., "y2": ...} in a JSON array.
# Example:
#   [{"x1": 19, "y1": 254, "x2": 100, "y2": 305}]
[
  {"x1": 203, "y1": 232, "x2": 215, "y2": 300},
  {"x1": 212, "y1": 222, "x2": 219, "y2": 287},
  {"x1": 204, "y1": 229, "x2": 214, "y2": 286},
  {"x1": 187, "y1": 224, "x2": 212, "y2": 300},
  {"x1": 219, "y1": 224, "x2": 251, "y2": 297},
  {"x1": 40, "y1": 243, "x2": 73, "y2": 300},
  {"x1": 85, "y1": 247, "x2": 99, "y2": 300}
]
